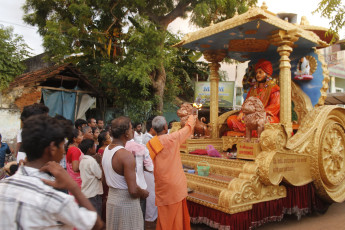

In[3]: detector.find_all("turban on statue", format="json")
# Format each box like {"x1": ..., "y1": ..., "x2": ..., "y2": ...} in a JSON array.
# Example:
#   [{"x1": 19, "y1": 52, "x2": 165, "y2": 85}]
[{"x1": 255, "y1": 59, "x2": 273, "y2": 76}]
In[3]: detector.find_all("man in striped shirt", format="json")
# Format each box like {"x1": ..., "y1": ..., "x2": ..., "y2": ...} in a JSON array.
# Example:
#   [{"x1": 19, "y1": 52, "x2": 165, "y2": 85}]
[{"x1": 0, "y1": 115, "x2": 104, "y2": 230}]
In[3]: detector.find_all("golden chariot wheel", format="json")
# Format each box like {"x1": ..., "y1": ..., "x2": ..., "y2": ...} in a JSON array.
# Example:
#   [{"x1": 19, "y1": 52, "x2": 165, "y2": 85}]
[{"x1": 312, "y1": 108, "x2": 345, "y2": 202}]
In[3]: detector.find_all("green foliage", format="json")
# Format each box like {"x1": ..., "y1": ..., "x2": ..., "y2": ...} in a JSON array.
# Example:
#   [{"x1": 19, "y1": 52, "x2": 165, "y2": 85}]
[
  {"x1": 0, "y1": 25, "x2": 31, "y2": 91},
  {"x1": 22, "y1": 0, "x2": 255, "y2": 117},
  {"x1": 190, "y1": 0, "x2": 257, "y2": 27},
  {"x1": 313, "y1": 0, "x2": 344, "y2": 42}
]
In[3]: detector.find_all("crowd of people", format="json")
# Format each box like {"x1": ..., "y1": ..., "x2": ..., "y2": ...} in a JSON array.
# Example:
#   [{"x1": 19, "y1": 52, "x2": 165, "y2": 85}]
[{"x1": 0, "y1": 103, "x2": 197, "y2": 230}]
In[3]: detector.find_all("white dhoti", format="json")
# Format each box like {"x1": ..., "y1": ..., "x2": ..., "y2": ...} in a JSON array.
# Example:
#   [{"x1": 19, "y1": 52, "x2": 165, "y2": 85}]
[{"x1": 144, "y1": 171, "x2": 158, "y2": 221}]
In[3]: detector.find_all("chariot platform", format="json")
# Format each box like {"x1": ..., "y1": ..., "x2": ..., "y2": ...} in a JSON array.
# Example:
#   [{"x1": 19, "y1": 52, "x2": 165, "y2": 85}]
[{"x1": 173, "y1": 2, "x2": 344, "y2": 229}]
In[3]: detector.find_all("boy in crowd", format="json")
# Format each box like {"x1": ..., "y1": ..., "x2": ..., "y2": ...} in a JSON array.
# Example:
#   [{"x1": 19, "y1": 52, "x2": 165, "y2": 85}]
[
  {"x1": 75, "y1": 118, "x2": 88, "y2": 131},
  {"x1": 0, "y1": 115, "x2": 104, "y2": 229},
  {"x1": 79, "y1": 139, "x2": 103, "y2": 216},
  {"x1": 16, "y1": 103, "x2": 49, "y2": 163},
  {"x1": 88, "y1": 118, "x2": 97, "y2": 128},
  {"x1": 97, "y1": 119, "x2": 104, "y2": 132}
]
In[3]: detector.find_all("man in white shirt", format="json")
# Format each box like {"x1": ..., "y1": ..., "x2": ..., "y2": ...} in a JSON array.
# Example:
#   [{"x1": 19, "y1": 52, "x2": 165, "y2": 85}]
[
  {"x1": 142, "y1": 120, "x2": 156, "y2": 145},
  {"x1": 142, "y1": 119, "x2": 158, "y2": 223},
  {"x1": 0, "y1": 115, "x2": 104, "y2": 230},
  {"x1": 133, "y1": 122, "x2": 143, "y2": 144}
]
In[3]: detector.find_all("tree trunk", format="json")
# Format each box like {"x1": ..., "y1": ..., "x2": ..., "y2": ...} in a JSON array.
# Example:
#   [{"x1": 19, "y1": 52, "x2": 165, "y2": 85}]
[
  {"x1": 150, "y1": 63, "x2": 166, "y2": 114},
  {"x1": 144, "y1": 1, "x2": 193, "y2": 114}
]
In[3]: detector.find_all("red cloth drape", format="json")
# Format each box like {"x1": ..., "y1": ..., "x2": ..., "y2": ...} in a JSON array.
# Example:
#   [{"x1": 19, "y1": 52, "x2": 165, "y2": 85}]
[{"x1": 187, "y1": 183, "x2": 330, "y2": 230}]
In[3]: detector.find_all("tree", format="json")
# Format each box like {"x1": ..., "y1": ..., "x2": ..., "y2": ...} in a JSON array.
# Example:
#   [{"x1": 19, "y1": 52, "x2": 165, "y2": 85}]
[
  {"x1": 314, "y1": 0, "x2": 344, "y2": 41},
  {"x1": 129, "y1": 0, "x2": 257, "y2": 112},
  {"x1": 23, "y1": 0, "x2": 256, "y2": 116},
  {"x1": 0, "y1": 25, "x2": 31, "y2": 91}
]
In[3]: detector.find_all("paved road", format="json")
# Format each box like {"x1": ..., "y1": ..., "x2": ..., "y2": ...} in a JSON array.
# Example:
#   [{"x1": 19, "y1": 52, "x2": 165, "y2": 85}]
[
  {"x1": 189, "y1": 202, "x2": 345, "y2": 230},
  {"x1": 259, "y1": 201, "x2": 345, "y2": 230}
]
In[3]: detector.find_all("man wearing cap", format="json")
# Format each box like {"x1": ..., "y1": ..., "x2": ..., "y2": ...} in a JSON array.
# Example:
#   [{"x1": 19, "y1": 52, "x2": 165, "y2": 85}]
[{"x1": 227, "y1": 59, "x2": 280, "y2": 133}]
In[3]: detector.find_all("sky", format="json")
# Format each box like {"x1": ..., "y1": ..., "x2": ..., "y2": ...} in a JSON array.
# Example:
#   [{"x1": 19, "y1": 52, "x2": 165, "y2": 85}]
[{"x1": 1, "y1": 0, "x2": 344, "y2": 55}]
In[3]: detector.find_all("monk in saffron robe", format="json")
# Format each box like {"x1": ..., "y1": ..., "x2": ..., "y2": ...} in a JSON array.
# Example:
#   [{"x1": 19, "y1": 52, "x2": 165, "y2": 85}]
[
  {"x1": 147, "y1": 114, "x2": 196, "y2": 230},
  {"x1": 227, "y1": 59, "x2": 280, "y2": 133}
]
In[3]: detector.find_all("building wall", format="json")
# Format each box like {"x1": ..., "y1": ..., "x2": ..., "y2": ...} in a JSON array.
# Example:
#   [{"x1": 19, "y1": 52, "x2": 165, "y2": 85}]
[
  {"x1": 0, "y1": 87, "x2": 41, "y2": 150},
  {"x1": 0, "y1": 108, "x2": 20, "y2": 149},
  {"x1": 335, "y1": 78, "x2": 345, "y2": 92}
]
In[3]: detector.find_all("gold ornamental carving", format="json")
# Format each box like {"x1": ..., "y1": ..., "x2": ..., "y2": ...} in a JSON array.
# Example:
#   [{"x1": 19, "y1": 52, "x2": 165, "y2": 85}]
[
  {"x1": 203, "y1": 50, "x2": 227, "y2": 64},
  {"x1": 228, "y1": 39, "x2": 270, "y2": 52},
  {"x1": 259, "y1": 123, "x2": 287, "y2": 152},
  {"x1": 311, "y1": 107, "x2": 345, "y2": 202},
  {"x1": 291, "y1": 81, "x2": 313, "y2": 123},
  {"x1": 256, "y1": 150, "x2": 313, "y2": 186},
  {"x1": 218, "y1": 162, "x2": 286, "y2": 214},
  {"x1": 320, "y1": 123, "x2": 345, "y2": 186},
  {"x1": 314, "y1": 48, "x2": 330, "y2": 107},
  {"x1": 222, "y1": 136, "x2": 246, "y2": 151},
  {"x1": 185, "y1": 138, "x2": 223, "y2": 153},
  {"x1": 286, "y1": 106, "x2": 335, "y2": 150}
]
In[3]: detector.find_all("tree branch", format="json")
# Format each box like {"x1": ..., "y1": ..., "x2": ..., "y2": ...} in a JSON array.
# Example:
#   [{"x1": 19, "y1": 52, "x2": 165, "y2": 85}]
[{"x1": 144, "y1": 1, "x2": 194, "y2": 29}]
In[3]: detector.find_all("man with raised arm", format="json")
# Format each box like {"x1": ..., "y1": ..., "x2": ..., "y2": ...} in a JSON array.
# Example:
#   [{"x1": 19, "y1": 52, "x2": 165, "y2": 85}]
[{"x1": 147, "y1": 113, "x2": 196, "y2": 230}]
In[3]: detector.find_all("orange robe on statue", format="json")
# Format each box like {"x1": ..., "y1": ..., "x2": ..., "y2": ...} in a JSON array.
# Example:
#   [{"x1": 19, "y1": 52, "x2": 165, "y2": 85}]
[
  {"x1": 227, "y1": 81, "x2": 280, "y2": 133},
  {"x1": 146, "y1": 115, "x2": 196, "y2": 230}
]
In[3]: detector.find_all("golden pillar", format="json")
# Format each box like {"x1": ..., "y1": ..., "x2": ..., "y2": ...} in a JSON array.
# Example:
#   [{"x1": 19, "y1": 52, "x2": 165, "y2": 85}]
[
  {"x1": 269, "y1": 30, "x2": 299, "y2": 137},
  {"x1": 203, "y1": 50, "x2": 226, "y2": 138}
]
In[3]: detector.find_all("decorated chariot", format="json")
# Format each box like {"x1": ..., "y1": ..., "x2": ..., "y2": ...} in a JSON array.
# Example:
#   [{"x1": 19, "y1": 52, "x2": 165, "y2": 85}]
[{"x1": 174, "y1": 3, "x2": 344, "y2": 229}]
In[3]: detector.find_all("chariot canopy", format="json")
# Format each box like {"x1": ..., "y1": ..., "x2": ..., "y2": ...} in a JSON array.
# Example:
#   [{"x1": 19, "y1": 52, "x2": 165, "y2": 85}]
[
  {"x1": 175, "y1": 3, "x2": 332, "y2": 138},
  {"x1": 175, "y1": 4, "x2": 329, "y2": 63}
]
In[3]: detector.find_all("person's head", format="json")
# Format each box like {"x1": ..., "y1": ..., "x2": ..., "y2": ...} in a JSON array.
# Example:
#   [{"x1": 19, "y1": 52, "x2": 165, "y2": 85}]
[
  {"x1": 21, "y1": 115, "x2": 67, "y2": 163},
  {"x1": 92, "y1": 127, "x2": 100, "y2": 141},
  {"x1": 79, "y1": 139, "x2": 96, "y2": 156},
  {"x1": 54, "y1": 114, "x2": 66, "y2": 120},
  {"x1": 82, "y1": 126, "x2": 93, "y2": 140},
  {"x1": 67, "y1": 128, "x2": 83, "y2": 147},
  {"x1": 134, "y1": 122, "x2": 142, "y2": 133},
  {"x1": 0, "y1": 133, "x2": 2, "y2": 142},
  {"x1": 98, "y1": 130, "x2": 111, "y2": 147},
  {"x1": 152, "y1": 116, "x2": 168, "y2": 135},
  {"x1": 111, "y1": 116, "x2": 133, "y2": 140},
  {"x1": 146, "y1": 119, "x2": 156, "y2": 135},
  {"x1": 255, "y1": 59, "x2": 273, "y2": 83},
  {"x1": 97, "y1": 119, "x2": 104, "y2": 130},
  {"x1": 20, "y1": 103, "x2": 49, "y2": 122},
  {"x1": 75, "y1": 119, "x2": 88, "y2": 130},
  {"x1": 4, "y1": 161, "x2": 18, "y2": 176},
  {"x1": 105, "y1": 124, "x2": 111, "y2": 133},
  {"x1": 9, "y1": 164, "x2": 19, "y2": 176},
  {"x1": 87, "y1": 118, "x2": 97, "y2": 128},
  {"x1": 168, "y1": 120, "x2": 177, "y2": 129},
  {"x1": 54, "y1": 115, "x2": 74, "y2": 139}
]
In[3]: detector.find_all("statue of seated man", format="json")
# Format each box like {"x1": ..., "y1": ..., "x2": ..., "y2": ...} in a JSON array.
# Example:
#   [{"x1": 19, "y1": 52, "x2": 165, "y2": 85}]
[
  {"x1": 294, "y1": 57, "x2": 313, "y2": 80},
  {"x1": 227, "y1": 59, "x2": 280, "y2": 134}
]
